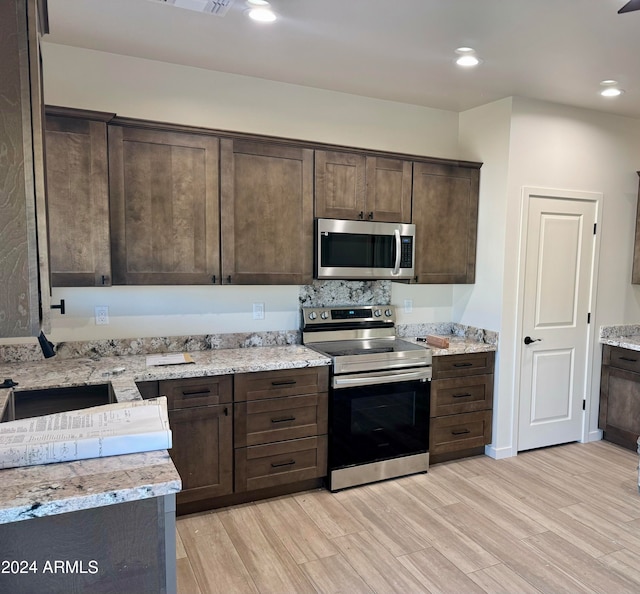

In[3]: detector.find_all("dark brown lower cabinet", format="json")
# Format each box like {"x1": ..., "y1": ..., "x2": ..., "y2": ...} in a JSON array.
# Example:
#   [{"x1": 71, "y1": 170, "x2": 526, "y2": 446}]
[
  {"x1": 430, "y1": 351, "x2": 495, "y2": 464},
  {"x1": 599, "y1": 345, "x2": 640, "y2": 450},
  {"x1": 158, "y1": 367, "x2": 330, "y2": 515},
  {"x1": 168, "y1": 404, "x2": 233, "y2": 505}
]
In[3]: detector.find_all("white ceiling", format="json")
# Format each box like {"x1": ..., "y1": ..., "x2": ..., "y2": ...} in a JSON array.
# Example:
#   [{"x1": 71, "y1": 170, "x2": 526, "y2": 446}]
[{"x1": 44, "y1": 0, "x2": 640, "y2": 118}]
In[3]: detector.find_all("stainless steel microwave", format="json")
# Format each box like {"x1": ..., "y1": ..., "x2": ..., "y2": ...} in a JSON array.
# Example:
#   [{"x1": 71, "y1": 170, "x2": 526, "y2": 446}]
[{"x1": 315, "y1": 218, "x2": 416, "y2": 280}]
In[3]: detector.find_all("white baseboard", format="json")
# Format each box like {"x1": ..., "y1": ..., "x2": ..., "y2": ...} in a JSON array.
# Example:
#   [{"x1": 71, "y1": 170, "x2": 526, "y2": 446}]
[
  {"x1": 584, "y1": 429, "x2": 603, "y2": 443},
  {"x1": 484, "y1": 444, "x2": 516, "y2": 460}
]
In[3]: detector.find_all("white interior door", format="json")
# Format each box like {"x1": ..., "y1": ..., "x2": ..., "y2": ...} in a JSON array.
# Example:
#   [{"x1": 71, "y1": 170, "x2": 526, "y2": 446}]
[{"x1": 518, "y1": 190, "x2": 597, "y2": 452}]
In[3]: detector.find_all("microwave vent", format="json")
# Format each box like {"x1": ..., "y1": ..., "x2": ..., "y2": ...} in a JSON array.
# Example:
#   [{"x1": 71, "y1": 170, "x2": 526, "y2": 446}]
[{"x1": 150, "y1": 0, "x2": 235, "y2": 16}]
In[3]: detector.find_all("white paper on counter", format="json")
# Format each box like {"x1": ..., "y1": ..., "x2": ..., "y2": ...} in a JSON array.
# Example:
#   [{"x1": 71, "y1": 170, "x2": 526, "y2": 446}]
[
  {"x1": 146, "y1": 353, "x2": 194, "y2": 366},
  {"x1": 0, "y1": 397, "x2": 172, "y2": 469}
]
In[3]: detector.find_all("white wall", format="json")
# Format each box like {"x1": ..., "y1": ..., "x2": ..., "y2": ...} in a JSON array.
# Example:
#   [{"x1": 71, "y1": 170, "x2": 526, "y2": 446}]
[
  {"x1": 496, "y1": 97, "x2": 640, "y2": 457},
  {"x1": 26, "y1": 43, "x2": 461, "y2": 343},
  {"x1": 456, "y1": 98, "x2": 513, "y2": 459}
]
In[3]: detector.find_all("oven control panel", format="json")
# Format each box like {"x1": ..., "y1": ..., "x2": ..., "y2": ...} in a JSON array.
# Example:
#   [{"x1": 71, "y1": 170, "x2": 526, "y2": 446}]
[{"x1": 302, "y1": 305, "x2": 395, "y2": 327}]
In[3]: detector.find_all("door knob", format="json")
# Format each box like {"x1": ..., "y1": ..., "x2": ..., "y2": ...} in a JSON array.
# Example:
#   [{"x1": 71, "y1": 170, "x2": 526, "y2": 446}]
[{"x1": 524, "y1": 336, "x2": 542, "y2": 345}]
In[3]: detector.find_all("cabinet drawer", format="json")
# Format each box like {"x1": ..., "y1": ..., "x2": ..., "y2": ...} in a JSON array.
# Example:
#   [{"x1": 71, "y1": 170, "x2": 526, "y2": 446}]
[
  {"x1": 604, "y1": 345, "x2": 640, "y2": 374},
  {"x1": 235, "y1": 435, "x2": 327, "y2": 492},
  {"x1": 431, "y1": 375, "x2": 493, "y2": 416},
  {"x1": 234, "y1": 367, "x2": 329, "y2": 402},
  {"x1": 159, "y1": 376, "x2": 232, "y2": 410},
  {"x1": 235, "y1": 393, "x2": 328, "y2": 447},
  {"x1": 433, "y1": 351, "x2": 495, "y2": 379},
  {"x1": 430, "y1": 410, "x2": 492, "y2": 455}
]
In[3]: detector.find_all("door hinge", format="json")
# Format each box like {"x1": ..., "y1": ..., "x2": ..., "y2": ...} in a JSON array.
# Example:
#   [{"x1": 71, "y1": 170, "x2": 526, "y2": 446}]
[
  {"x1": 582, "y1": 400, "x2": 586, "y2": 411},
  {"x1": 587, "y1": 312, "x2": 591, "y2": 324},
  {"x1": 593, "y1": 223, "x2": 597, "y2": 235}
]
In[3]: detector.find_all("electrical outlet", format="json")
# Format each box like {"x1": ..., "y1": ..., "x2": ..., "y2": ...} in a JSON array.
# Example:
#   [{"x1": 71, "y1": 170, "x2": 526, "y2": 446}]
[
  {"x1": 252, "y1": 303, "x2": 265, "y2": 320},
  {"x1": 404, "y1": 299, "x2": 413, "y2": 314},
  {"x1": 95, "y1": 306, "x2": 109, "y2": 325}
]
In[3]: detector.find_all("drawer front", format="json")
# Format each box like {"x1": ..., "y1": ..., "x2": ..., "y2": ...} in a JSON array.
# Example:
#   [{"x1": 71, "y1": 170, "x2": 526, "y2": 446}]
[
  {"x1": 235, "y1": 435, "x2": 328, "y2": 492},
  {"x1": 159, "y1": 376, "x2": 232, "y2": 410},
  {"x1": 235, "y1": 393, "x2": 328, "y2": 447},
  {"x1": 433, "y1": 351, "x2": 495, "y2": 379},
  {"x1": 430, "y1": 410, "x2": 492, "y2": 455},
  {"x1": 605, "y1": 345, "x2": 640, "y2": 374},
  {"x1": 431, "y1": 375, "x2": 493, "y2": 416},
  {"x1": 234, "y1": 367, "x2": 329, "y2": 402}
]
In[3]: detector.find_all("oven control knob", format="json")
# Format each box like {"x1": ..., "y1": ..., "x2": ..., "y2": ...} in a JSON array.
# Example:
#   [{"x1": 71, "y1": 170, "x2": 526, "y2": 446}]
[
  {"x1": 320, "y1": 311, "x2": 329, "y2": 320},
  {"x1": 373, "y1": 309, "x2": 382, "y2": 317},
  {"x1": 308, "y1": 311, "x2": 317, "y2": 320},
  {"x1": 385, "y1": 308, "x2": 393, "y2": 317}
]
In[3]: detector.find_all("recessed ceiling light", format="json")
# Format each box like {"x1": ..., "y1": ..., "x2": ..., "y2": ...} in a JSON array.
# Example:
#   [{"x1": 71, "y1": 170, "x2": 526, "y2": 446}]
[
  {"x1": 247, "y1": 6, "x2": 276, "y2": 21},
  {"x1": 247, "y1": 0, "x2": 269, "y2": 5},
  {"x1": 454, "y1": 47, "x2": 481, "y2": 67},
  {"x1": 599, "y1": 79, "x2": 624, "y2": 97},
  {"x1": 601, "y1": 87, "x2": 624, "y2": 97}
]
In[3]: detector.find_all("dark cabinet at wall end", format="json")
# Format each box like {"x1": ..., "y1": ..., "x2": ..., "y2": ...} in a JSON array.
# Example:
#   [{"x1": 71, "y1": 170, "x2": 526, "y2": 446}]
[
  {"x1": 599, "y1": 344, "x2": 640, "y2": 450},
  {"x1": 630, "y1": 172, "x2": 640, "y2": 283}
]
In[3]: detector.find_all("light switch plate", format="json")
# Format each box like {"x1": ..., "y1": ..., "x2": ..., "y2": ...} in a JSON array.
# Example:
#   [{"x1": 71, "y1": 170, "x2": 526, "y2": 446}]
[{"x1": 404, "y1": 299, "x2": 413, "y2": 313}]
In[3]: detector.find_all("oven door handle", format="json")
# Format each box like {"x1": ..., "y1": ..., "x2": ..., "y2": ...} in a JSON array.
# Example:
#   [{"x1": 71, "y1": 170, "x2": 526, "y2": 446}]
[
  {"x1": 392, "y1": 229, "x2": 401, "y2": 275},
  {"x1": 333, "y1": 368, "x2": 432, "y2": 389}
]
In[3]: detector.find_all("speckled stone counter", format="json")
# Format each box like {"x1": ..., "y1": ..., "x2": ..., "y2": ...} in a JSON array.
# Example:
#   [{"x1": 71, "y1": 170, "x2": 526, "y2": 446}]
[
  {"x1": 0, "y1": 345, "x2": 330, "y2": 523},
  {"x1": 0, "y1": 450, "x2": 180, "y2": 524},
  {"x1": 402, "y1": 335, "x2": 498, "y2": 356},
  {"x1": 600, "y1": 324, "x2": 640, "y2": 352}
]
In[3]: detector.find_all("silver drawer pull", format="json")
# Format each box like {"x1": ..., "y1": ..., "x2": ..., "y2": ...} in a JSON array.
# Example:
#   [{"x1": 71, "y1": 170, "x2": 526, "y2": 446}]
[
  {"x1": 271, "y1": 380, "x2": 297, "y2": 386},
  {"x1": 619, "y1": 356, "x2": 638, "y2": 362},
  {"x1": 451, "y1": 429, "x2": 471, "y2": 436},
  {"x1": 453, "y1": 363, "x2": 473, "y2": 368},
  {"x1": 271, "y1": 416, "x2": 296, "y2": 424},
  {"x1": 271, "y1": 460, "x2": 296, "y2": 468},
  {"x1": 452, "y1": 393, "x2": 472, "y2": 398}
]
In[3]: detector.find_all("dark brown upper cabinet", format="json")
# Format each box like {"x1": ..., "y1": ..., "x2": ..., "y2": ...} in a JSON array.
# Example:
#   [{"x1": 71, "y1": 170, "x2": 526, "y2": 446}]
[
  {"x1": 315, "y1": 150, "x2": 412, "y2": 223},
  {"x1": 220, "y1": 139, "x2": 314, "y2": 285},
  {"x1": 412, "y1": 162, "x2": 481, "y2": 284},
  {"x1": 630, "y1": 172, "x2": 640, "y2": 283},
  {"x1": 108, "y1": 125, "x2": 220, "y2": 285},
  {"x1": 45, "y1": 108, "x2": 113, "y2": 287}
]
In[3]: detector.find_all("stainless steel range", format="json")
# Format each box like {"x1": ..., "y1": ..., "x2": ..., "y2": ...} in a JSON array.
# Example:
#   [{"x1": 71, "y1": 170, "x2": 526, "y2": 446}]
[{"x1": 302, "y1": 305, "x2": 432, "y2": 491}]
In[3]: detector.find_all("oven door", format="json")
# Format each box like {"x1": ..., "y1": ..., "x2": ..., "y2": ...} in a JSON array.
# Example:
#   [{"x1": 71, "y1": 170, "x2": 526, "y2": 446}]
[{"x1": 330, "y1": 368, "x2": 430, "y2": 472}]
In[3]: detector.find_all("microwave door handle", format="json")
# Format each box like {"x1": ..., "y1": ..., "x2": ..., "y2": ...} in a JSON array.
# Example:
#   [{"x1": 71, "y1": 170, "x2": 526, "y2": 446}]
[{"x1": 392, "y1": 229, "x2": 401, "y2": 275}]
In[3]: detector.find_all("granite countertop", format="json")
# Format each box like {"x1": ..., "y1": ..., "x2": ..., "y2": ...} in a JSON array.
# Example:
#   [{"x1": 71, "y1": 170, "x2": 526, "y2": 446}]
[
  {"x1": 0, "y1": 345, "x2": 331, "y2": 524},
  {"x1": 599, "y1": 325, "x2": 640, "y2": 352},
  {"x1": 403, "y1": 335, "x2": 497, "y2": 356}
]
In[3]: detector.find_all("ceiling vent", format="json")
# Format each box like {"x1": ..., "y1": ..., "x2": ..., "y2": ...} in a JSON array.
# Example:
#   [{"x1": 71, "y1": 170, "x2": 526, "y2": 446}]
[{"x1": 151, "y1": 0, "x2": 236, "y2": 17}]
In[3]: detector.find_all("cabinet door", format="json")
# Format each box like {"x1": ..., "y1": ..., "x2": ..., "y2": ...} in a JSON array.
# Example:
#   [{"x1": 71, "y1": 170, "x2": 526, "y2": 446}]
[
  {"x1": 365, "y1": 156, "x2": 412, "y2": 223},
  {"x1": 412, "y1": 162, "x2": 480, "y2": 283},
  {"x1": 631, "y1": 172, "x2": 640, "y2": 284},
  {"x1": 45, "y1": 111, "x2": 112, "y2": 286},
  {"x1": 599, "y1": 364, "x2": 640, "y2": 451},
  {"x1": 169, "y1": 404, "x2": 233, "y2": 504},
  {"x1": 0, "y1": 0, "x2": 49, "y2": 337},
  {"x1": 109, "y1": 126, "x2": 220, "y2": 285},
  {"x1": 315, "y1": 150, "x2": 366, "y2": 220},
  {"x1": 220, "y1": 139, "x2": 313, "y2": 284}
]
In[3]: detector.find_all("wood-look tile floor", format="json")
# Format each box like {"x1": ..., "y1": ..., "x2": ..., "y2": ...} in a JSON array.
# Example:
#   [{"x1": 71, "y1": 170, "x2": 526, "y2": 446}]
[{"x1": 176, "y1": 441, "x2": 640, "y2": 594}]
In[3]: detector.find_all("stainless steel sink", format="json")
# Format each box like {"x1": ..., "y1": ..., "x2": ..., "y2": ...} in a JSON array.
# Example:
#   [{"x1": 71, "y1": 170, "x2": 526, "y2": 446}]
[{"x1": 6, "y1": 384, "x2": 113, "y2": 422}]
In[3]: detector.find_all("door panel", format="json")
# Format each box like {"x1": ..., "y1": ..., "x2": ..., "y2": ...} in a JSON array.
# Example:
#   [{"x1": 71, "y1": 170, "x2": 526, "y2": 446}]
[{"x1": 518, "y1": 193, "x2": 596, "y2": 451}]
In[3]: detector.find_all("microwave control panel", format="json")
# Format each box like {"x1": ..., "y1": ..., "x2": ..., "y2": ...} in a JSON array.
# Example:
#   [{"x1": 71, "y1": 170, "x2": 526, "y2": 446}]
[{"x1": 400, "y1": 236, "x2": 413, "y2": 267}]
